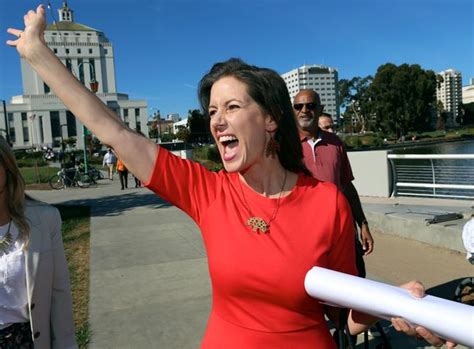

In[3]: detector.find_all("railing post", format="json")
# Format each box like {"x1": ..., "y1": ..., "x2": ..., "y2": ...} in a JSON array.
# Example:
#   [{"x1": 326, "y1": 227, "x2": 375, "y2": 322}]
[
  {"x1": 430, "y1": 159, "x2": 436, "y2": 196},
  {"x1": 389, "y1": 157, "x2": 397, "y2": 198}
]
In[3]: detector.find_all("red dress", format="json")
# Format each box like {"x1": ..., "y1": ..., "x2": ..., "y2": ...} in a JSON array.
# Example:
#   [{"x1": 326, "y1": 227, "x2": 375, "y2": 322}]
[{"x1": 145, "y1": 148, "x2": 357, "y2": 348}]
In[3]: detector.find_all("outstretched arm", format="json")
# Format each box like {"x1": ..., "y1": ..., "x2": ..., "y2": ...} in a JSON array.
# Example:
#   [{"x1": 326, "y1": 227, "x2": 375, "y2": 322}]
[{"x1": 7, "y1": 5, "x2": 157, "y2": 183}]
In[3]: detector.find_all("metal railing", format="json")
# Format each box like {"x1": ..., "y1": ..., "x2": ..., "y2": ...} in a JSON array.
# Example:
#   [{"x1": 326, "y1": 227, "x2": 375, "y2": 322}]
[{"x1": 388, "y1": 154, "x2": 474, "y2": 199}]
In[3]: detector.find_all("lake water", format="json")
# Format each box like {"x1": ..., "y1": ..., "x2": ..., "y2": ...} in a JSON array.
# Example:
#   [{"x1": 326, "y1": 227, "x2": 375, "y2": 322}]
[{"x1": 391, "y1": 139, "x2": 474, "y2": 154}]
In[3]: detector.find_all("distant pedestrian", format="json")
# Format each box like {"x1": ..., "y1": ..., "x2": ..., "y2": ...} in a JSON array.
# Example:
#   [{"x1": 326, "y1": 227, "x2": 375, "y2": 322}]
[
  {"x1": 116, "y1": 158, "x2": 128, "y2": 190},
  {"x1": 102, "y1": 148, "x2": 116, "y2": 180},
  {"x1": 133, "y1": 175, "x2": 141, "y2": 188}
]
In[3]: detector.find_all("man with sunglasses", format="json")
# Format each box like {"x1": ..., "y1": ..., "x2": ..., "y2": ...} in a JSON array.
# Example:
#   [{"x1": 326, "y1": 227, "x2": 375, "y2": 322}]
[{"x1": 293, "y1": 89, "x2": 374, "y2": 278}]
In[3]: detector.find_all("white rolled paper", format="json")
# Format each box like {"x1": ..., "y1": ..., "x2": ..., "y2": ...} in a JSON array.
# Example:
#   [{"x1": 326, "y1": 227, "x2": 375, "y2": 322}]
[{"x1": 304, "y1": 266, "x2": 474, "y2": 347}]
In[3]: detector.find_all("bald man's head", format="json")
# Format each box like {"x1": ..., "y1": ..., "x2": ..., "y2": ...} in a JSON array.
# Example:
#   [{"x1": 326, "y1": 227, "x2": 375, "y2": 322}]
[
  {"x1": 293, "y1": 89, "x2": 323, "y2": 135},
  {"x1": 318, "y1": 114, "x2": 335, "y2": 133}
]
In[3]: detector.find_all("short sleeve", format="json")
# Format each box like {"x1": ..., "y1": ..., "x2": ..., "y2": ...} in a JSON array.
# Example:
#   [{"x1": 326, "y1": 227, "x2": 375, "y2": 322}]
[
  {"x1": 145, "y1": 146, "x2": 221, "y2": 225},
  {"x1": 327, "y1": 190, "x2": 357, "y2": 276}
]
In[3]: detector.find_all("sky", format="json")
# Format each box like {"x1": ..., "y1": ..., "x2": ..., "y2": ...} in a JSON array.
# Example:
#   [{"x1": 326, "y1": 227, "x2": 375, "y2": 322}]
[{"x1": 0, "y1": 0, "x2": 473, "y2": 119}]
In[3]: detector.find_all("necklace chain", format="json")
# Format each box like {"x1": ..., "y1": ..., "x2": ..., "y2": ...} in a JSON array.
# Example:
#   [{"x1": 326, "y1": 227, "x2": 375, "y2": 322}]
[
  {"x1": 0, "y1": 221, "x2": 13, "y2": 253},
  {"x1": 239, "y1": 170, "x2": 288, "y2": 234}
]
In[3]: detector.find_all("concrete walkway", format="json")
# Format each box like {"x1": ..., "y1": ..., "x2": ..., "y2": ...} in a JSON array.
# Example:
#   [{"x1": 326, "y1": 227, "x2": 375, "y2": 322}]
[{"x1": 28, "y1": 179, "x2": 473, "y2": 349}]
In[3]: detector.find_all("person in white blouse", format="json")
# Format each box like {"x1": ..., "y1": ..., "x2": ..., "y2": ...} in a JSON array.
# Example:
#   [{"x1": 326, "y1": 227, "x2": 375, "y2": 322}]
[{"x1": 0, "y1": 136, "x2": 77, "y2": 349}]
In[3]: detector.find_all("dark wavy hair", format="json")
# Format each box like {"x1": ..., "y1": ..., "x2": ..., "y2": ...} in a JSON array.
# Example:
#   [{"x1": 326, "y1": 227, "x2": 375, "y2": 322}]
[{"x1": 198, "y1": 58, "x2": 310, "y2": 175}]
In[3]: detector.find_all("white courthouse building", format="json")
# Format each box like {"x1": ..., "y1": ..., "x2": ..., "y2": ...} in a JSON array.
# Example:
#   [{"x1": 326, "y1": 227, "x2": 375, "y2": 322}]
[
  {"x1": 0, "y1": 1, "x2": 148, "y2": 149},
  {"x1": 281, "y1": 65, "x2": 340, "y2": 123}
]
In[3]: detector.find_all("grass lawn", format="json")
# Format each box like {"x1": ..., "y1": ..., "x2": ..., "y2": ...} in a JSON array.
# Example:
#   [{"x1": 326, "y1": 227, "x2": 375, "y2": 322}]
[
  {"x1": 20, "y1": 166, "x2": 59, "y2": 185},
  {"x1": 55, "y1": 204, "x2": 91, "y2": 348}
]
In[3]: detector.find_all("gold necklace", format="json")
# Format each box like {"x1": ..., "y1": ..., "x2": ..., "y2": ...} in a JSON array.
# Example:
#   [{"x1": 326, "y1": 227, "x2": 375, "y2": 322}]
[
  {"x1": 0, "y1": 221, "x2": 13, "y2": 253},
  {"x1": 239, "y1": 170, "x2": 288, "y2": 234}
]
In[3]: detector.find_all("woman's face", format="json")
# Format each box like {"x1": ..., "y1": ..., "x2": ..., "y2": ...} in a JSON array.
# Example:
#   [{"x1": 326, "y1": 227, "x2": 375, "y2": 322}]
[{"x1": 209, "y1": 76, "x2": 275, "y2": 173}]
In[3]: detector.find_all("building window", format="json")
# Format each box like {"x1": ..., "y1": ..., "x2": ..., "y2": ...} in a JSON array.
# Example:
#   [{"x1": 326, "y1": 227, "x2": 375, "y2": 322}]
[
  {"x1": 8, "y1": 113, "x2": 14, "y2": 123},
  {"x1": 44, "y1": 82, "x2": 50, "y2": 93},
  {"x1": 135, "y1": 108, "x2": 140, "y2": 117},
  {"x1": 124, "y1": 109, "x2": 129, "y2": 117},
  {"x1": 77, "y1": 48, "x2": 81, "y2": 54},
  {"x1": 66, "y1": 111, "x2": 77, "y2": 136},
  {"x1": 65, "y1": 48, "x2": 70, "y2": 54},
  {"x1": 136, "y1": 122, "x2": 141, "y2": 132},
  {"x1": 104, "y1": 49, "x2": 108, "y2": 54},
  {"x1": 9, "y1": 127, "x2": 16, "y2": 143},
  {"x1": 89, "y1": 59, "x2": 95, "y2": 80},
  {"x1": 22, "y1": 125, "x2": 29, "y2": 142},
  {"x1": 53, "y1": 48, "x2": 58, "y2": 54},
  {"x1": 66, "y1": 58, "x2": 72, "y2": 72},
  {"x1": 50, "y1": 111, "x2": 61, "y2": 138},
  {"x1": 89, "y1": 48, "x2": 93, "y2": 54}
]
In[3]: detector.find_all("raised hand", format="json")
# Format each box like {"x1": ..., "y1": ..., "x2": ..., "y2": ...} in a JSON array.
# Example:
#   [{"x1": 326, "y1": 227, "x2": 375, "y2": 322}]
[{"x1": 6, "y1": 4, "x2": 47, "y2": 59}]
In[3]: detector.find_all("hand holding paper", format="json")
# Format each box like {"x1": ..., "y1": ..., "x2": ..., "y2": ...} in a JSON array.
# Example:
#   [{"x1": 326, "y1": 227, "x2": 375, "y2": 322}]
[{"x1": 304, "y1": 267, "x2": 474, "y2": 347}]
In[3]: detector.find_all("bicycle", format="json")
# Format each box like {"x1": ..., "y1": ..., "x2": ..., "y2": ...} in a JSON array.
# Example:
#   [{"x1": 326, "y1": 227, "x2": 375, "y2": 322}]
[{"x1": 49, "y1": 167, "x2": 93, "y2": 190}]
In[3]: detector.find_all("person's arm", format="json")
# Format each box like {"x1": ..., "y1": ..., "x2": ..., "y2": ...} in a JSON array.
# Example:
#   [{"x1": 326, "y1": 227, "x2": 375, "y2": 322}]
[
  {"x1": 7, "y1": 5, "x2": 156, "y2": 183},
  {"x1": 49, "y1": 207, "x2": 78, "y2": 349},
  {"x1": 343, "y1": 182, "x2": 374, "y2": 255}
]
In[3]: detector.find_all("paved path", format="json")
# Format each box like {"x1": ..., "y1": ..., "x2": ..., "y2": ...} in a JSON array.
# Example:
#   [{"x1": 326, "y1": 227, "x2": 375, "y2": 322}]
[{"x1": 28, "y1": 179, "x2": 473, "y2": 349}]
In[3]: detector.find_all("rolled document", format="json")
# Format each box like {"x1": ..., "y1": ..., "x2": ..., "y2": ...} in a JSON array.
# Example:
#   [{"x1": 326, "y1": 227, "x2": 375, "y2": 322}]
[{"x1": 304, "y1": 267, "x2": 474, "y2": 347}]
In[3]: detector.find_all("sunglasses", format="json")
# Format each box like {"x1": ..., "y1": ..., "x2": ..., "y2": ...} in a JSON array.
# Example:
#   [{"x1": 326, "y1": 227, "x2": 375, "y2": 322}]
[{"x1": 293, "y1": 103, "x2": 318, "y2": 111}]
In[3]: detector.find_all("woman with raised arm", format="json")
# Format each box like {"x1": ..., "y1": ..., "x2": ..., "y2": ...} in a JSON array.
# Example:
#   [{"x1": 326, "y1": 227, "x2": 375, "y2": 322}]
[
  {"x1": 7, "y1": 6, "x2": 455, "y2": 348},
  {"x1": 0, "y1": 136, "x2": 77, "y2": 349}
]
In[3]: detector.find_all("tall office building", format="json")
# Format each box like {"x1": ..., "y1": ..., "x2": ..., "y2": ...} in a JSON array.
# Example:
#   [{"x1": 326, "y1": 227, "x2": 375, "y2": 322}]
[
  {"x1": 281, "y1": 65, "x2": 339, "y2": 123},
  {"x1": 436, "y1": 69, "x2": 463, "y2": 127},
  {"x1": 0, "y1": 1, "x2": 149, "y2": 149}
]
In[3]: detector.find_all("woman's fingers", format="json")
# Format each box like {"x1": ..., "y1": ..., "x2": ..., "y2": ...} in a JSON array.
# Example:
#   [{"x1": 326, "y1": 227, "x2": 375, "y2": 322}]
[
  {"x1": 416, "y1": 327, "x2": 447, "y2": 347},
  {"x1": 6, "y1": 28, "x2": 22, "y2": 46},
  {"x1": 391, "y1": 318, "x2": 417, "y2": 336}
]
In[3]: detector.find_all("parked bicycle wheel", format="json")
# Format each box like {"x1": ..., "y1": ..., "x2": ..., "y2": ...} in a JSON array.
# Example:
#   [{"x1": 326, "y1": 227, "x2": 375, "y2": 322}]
[
  {"x1": 49, "y1": 174, "x2": 65, "y2": 190},
  {"x1": 76, "y1": 173, "x2": 92, "y2": 188}
]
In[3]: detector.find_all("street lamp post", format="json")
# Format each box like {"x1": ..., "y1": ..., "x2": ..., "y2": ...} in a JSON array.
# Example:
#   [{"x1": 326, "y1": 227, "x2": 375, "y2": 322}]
[
  {"x1": 2, "y1": 100, "x2": 10, "y2": 144},
  {"x1": 76, "y1": 61, "x2": 99, "y2": 173},
  {"x1": 60, "y1": 123, "x2": 68, "y2": 167}
]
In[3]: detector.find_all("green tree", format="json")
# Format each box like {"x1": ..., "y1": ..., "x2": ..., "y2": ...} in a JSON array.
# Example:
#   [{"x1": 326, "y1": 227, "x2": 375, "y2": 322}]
[
  {"x1": 460, "y1": 102, "x2": 474, "y2": 125},
  {"x1": 368, "y1": 63, "x2": 437, "y2": 138},
  {"x1": 187, "y1": 109, "x2": 212, "y2": 143},
  {"x1": 176, "y1": 126, "x2": 190, "y2": 142},
  {"x1": 337, "y1": 76, "x2": 373, "y2": 133}
]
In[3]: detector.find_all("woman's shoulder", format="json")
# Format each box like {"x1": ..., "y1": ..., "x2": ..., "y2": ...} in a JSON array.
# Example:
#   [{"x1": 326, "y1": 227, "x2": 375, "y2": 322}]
[{"x1": 25, "y1": 199, "x2": 60, "y2": 220}]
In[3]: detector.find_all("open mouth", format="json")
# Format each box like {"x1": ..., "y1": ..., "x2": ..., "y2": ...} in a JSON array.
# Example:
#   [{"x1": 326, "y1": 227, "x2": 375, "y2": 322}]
[{"x1": 219, "y1": 135, "x2": 239, "y2": 161}]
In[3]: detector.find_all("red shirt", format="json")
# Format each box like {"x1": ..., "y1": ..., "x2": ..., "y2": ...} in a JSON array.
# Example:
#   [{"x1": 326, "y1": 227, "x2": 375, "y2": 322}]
[
  {"x1": 146, "y1": 147, "x2": 357, "y2": 348},
  {"x1": 300, "y1": 130, "x2": 354, "y2": 191}
]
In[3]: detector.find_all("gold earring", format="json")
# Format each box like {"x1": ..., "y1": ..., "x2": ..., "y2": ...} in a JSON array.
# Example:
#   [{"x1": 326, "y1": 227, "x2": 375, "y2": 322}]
[{"x1": 265, "y1": 136, "x2": 280, "y2": 158}]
